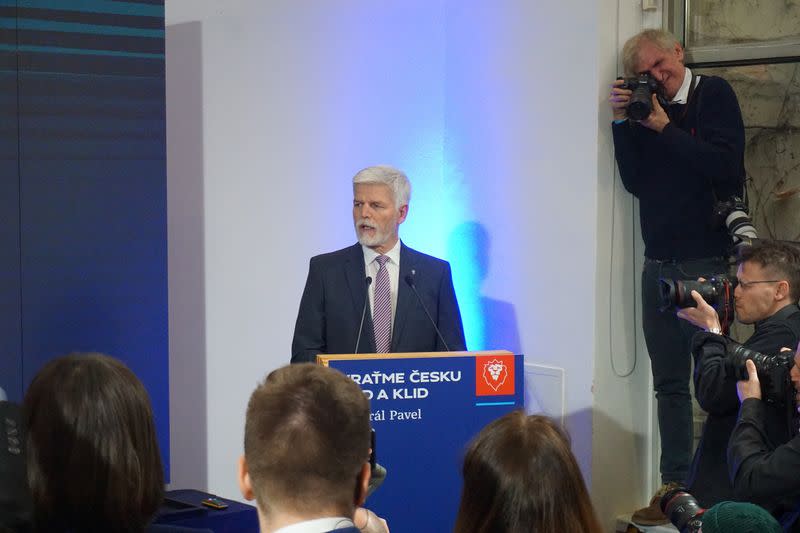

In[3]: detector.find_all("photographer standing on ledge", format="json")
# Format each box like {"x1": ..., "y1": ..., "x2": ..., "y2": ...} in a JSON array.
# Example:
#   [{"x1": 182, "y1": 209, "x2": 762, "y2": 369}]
[
  {"x1": 731, "y1": 338, "x2": 800, "y2": 532},
  {"x1": 609, "y1": 29, "x2": 746, "y2": 524},
  {"x1": 677, "y1": 241, "x2": 800, "y2": 511}
]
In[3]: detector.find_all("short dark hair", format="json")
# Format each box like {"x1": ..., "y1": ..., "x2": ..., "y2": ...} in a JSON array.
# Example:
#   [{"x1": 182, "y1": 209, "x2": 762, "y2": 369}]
[
  {"x1": 738, "y1": 240, "x2": 800, "y2": 301},
  {"x1": 24, "y1": 353, "x2": 164, "y2": 533},
  {"x1": 454, "y1": 411, "x2": 602, "y2": 533},
  {"x1": 244, "y1": 364, "x2": 370, "y2": 514}
]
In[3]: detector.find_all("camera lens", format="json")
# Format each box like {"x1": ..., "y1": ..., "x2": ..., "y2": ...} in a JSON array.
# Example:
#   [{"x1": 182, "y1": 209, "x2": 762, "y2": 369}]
[{"x1": 660, "y1": 488, "x2": 705, "y2": 532}]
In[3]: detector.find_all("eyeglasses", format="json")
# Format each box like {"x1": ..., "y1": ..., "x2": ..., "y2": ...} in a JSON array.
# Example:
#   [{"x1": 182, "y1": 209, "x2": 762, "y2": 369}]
[{"x1": 736, "y1": 279, "x2": 782, "y2": 290}]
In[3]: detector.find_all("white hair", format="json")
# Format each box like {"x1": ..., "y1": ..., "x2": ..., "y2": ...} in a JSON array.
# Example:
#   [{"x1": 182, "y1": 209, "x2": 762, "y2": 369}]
[
  {"x1": 622, "y1": 29, "x2": 682, "y2": 76},
  {"x1": 352, "y1": 165, "x2": 411, "y2": 208}
]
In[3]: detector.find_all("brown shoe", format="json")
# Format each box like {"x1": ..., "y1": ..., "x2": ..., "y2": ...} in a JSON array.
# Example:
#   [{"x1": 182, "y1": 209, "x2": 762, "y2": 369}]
[{"x1": 630, "y1": 482, "x2": 682, "y2": 526}]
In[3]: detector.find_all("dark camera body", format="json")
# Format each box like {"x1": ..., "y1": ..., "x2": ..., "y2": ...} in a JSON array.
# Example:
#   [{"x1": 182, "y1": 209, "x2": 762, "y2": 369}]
[
  {"x1": 659, "y1": 276, "x2": 735, "y2": 328},
  {"x1": 620, "y1": 73, "x2": 664, "y2": 121},
  {"x1": 729, "y1": 343, "x2": 795, "y2": 405},
  {"x1": 0, "y1": 401, "x2": 32, "y2": 532},
  {"x1": 660, "y1": 487, "x2": 705, "y2": 533}
]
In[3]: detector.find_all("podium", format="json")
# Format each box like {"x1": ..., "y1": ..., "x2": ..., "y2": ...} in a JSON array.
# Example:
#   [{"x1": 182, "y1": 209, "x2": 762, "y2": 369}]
[{"x1": 318, "y1": 350, "x2": 524, "y2": 533}]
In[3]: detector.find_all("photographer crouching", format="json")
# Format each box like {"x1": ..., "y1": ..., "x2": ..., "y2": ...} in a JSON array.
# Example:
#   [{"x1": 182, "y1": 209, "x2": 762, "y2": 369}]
[
  {"x1": 675, "y1": 240, "x2": 800, "y2": 522},
  {"x1": 730, "y1": 338, "x2": 800, "y2": 531}
]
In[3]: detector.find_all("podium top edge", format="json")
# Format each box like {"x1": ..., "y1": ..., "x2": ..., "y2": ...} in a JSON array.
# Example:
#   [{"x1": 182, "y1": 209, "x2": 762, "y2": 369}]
[{"x1": 317, "y1": 350, "x2": 515, "y2": 364}]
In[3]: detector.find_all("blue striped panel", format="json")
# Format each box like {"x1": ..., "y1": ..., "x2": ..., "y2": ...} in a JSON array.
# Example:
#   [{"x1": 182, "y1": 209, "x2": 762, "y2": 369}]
[
  {"x1": 0, "y1": 18, "x2": 163, "y2": 38},
  {"x1": 0, "y1": 43, "x2": 163, "y2": 58},
  {"x1": 12, "y1": 0, "x2": 162, "y2": 17}
]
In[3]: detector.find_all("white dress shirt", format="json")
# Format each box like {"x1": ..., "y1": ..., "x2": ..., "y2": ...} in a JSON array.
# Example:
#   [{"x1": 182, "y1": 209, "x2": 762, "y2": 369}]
[
  {"x1": 273, "y1": 517, "x2": 355, "y2": 533},
  {"x1": 362, "y1": 239, "x2": 401, "y2": 325},
  {"x1": 671, "y1": 66, "x2": 695, "y2": 104}
]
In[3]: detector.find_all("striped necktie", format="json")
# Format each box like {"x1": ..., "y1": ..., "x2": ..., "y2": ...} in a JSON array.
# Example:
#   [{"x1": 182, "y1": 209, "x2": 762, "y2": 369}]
[{"x1": 373, "y1": 255, "x2": 392, "y2": 353}]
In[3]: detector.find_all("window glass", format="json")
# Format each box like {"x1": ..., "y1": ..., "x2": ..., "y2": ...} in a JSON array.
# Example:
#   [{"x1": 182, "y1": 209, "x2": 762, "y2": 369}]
[
  {"x1": 695, "y1": 63, "x2": 800, "y2": 241},
  {"x1": 686, "y1": 1, "x2": 800, "y2": 48}
]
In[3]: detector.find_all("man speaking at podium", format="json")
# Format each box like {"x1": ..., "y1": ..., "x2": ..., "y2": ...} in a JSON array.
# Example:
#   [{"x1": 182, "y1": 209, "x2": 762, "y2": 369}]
[{"x1": 291, "y1": 165, "x2": 466, "y2": 363}]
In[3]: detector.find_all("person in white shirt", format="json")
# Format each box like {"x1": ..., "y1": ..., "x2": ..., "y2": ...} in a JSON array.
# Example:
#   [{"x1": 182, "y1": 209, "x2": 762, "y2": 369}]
[{"x1": 237, "y1": 363, "x2": 388, "y2": 533}]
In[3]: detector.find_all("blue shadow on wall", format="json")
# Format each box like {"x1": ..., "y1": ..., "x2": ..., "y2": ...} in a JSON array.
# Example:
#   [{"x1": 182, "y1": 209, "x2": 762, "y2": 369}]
[{"x1": 447, "y1": 221, "x2": 521, "y2": 354}]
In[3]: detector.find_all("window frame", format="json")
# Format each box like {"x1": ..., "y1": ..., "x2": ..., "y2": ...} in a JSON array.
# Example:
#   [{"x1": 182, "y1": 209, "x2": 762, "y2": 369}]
[{"x1": 667, "y1": 0, "x2": 800, "y2": 67}]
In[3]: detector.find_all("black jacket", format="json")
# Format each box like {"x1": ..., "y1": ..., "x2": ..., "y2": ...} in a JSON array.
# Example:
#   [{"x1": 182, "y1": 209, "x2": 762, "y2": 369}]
[
  {"x1": 688, "y1": 304, "x2": 800, "y2": 508},
  {"x1": 729, "y1": 398, "x2": 800, "y2": 532},
  {"x1": 612, "y1": 75, "x2": 745, "y2": 260}
]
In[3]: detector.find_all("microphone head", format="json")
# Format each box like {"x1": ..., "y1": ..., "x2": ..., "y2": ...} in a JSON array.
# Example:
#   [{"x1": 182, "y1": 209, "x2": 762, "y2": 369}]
[
  {"x1": 365, "y1": 276, "x2": 373, "y2": 286},
  {"x1": 406, "y1": 268, "x2": 418, "y2": 286}
]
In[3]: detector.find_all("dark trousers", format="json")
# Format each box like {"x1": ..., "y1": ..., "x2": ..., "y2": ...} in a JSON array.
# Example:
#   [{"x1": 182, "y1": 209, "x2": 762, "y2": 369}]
[{"x1": 641, "y1": 256, "x2": 729, "y2": 484}]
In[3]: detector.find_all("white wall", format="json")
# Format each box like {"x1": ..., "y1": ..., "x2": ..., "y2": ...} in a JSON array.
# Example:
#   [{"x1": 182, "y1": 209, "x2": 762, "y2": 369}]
[
  {"x1": 592, "y1": 3, "x2": 667, "y2": 527},
  {"x1": 166, "y1": 0, "x2": 451, "y2": 499},
  {"x1": 166, "y1": 0, "x2": 655, "y2": 528},
  {"x1": 592, "y1": 1, "x2": 654, "y2": 526},
  {"x1": 442, "y1": 0, "x2": 600, "y2": 481}
]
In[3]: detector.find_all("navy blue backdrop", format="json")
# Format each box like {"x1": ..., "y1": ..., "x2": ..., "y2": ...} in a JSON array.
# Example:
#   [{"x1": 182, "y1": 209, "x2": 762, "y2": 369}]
[{"x1": 0, "y1": 0, "x2": 169, "y2": 477}]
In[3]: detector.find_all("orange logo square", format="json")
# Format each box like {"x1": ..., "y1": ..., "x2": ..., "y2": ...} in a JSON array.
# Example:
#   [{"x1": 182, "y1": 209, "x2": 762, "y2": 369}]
[{"x1": 475, "y1": 354, "x2": 515, "y2": 396}]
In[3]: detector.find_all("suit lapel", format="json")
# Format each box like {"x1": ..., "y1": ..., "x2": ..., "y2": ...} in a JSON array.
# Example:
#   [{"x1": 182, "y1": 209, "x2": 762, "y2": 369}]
[
  {"x1": 345, "y1": 243, "x2": 376, "y2": 353},
  {"x1": 392, "y1": 242, "x2": 415, "y2": 351}
]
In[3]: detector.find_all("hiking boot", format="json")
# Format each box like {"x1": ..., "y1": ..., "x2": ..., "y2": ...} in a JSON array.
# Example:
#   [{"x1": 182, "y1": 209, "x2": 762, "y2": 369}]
[{"x1": 631, "y1": 482, "x2": 683, "y2": 526}]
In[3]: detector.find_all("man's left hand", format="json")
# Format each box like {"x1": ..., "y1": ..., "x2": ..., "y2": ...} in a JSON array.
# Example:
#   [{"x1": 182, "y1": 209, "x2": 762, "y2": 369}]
[
  {"x1": 737, "y1": 359, "x2": 762, "y2": 402},
  {"x1": 677, "y1": 290, "x2": 722, "y2": 332},
  {"x1": 640, "y1": 93, "x2": 670, "y2": 133}
]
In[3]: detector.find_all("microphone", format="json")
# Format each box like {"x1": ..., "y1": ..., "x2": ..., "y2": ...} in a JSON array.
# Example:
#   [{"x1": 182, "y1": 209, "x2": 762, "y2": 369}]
[
  {"x1": 354, "y1": 276, "x2": 373, "y2": 354},
  {"x1": 404, "y1": 269, "x2": 451, "y2": 351}
]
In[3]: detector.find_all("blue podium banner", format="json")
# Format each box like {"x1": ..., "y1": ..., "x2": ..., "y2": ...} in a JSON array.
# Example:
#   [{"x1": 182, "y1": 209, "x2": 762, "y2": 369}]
[{"x1": 322, "y1": 351, "x2": 524, "y2": 533}]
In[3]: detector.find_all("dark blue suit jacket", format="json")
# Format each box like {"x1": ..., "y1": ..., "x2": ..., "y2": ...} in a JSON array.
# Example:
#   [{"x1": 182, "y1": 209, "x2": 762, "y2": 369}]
[{"x1": 291, "y1": 242, "x2": 466, "y2": 363}]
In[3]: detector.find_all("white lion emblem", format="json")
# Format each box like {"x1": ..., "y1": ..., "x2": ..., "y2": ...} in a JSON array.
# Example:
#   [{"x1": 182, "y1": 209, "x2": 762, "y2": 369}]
[{"x1": 482, "y1": 359, "x2": 508, "y2": 391}]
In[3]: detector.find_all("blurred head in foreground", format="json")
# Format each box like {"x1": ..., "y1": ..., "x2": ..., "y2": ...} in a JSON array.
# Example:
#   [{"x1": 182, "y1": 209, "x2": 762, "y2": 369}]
[
  {"x1": 24, "y1": 353, "x2": 163, "y2": 533},
  {"x1": 239, "y1": 363, "x2": 371, "y2": 532},
  {"x1": 454, "y1": 411, "x2": 602, "y2": 533}
]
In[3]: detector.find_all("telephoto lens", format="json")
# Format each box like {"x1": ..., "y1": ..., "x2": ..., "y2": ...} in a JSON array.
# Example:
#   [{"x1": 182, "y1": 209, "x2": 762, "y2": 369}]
[
  {"x1": 660, "y1": 486, "x2": 705, "y2": 533},
  {"x1": 658, "y1": 276, "x2": 734, "y2": 313}
]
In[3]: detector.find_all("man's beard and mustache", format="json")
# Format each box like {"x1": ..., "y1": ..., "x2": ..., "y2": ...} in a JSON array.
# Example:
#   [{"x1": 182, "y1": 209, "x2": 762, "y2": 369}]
[{"x1": 355, "y1": 218, "x2": 391, "y2": 248}]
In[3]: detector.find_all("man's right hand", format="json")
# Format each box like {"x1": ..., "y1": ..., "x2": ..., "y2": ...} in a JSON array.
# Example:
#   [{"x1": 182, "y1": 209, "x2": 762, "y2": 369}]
[
  {"x1": 609, "y1": 79, "x2": 631, "y2": 121},
  {"x1": 676, "y1": 290, "x2": 722, "y2": 333},
  {"x1": 737, "y1": 359, "x2": 762, "y2": 402}
]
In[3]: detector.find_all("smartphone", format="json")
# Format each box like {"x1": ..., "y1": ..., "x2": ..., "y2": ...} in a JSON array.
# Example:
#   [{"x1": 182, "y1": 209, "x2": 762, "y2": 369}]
[{"x1": 200, "y1": 497, "x2": 228, "y2": 510}]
